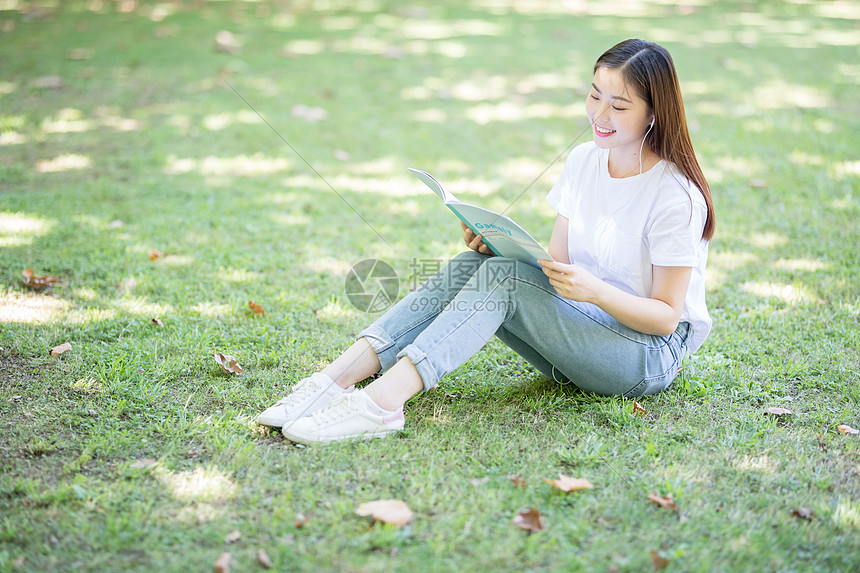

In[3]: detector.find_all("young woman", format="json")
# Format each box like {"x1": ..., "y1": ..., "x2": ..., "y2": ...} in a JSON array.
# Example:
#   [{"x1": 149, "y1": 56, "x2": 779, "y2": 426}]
[{"x1": 257, "y1": 39, "x2": 715, "y2": 444}]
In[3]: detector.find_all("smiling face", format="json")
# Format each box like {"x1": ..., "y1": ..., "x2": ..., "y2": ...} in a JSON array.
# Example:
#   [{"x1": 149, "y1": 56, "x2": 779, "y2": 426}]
[{"x1": 586, "y1": 67, "x2": 654, "y2": 160}]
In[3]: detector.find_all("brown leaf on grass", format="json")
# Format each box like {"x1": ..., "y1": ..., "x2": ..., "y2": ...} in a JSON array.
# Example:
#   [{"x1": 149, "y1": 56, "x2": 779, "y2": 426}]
[
  {"x1": 22, "y1": 269, "x2": 59, "y2": 290},
  {"x1": 355, "y1": 499, "x2": 413, "y2": 526},
  {"x1": 248, "y1": 301, "x2": 265, "y2": 316},
  {"x1": 224, "y1": 529, "x2": 241, "y2": 544},
  {"x1": 647, "y1": 493, "x2": 678, "y2": 511},
  {"x1": 50, "y1": 342, "x2": 72, "y2": 358},
  {"x1": 508, "y1": 474, "x2": 528, "y2": 488},
  {"x1": 130, "y1": 458, "x2": 157, "y2": 469},
  {"x1": 293, "y1": 513, "x2": 308, "y2": 528},
  {"x1": 633, "y1": 400, "x2": 647, "y2": 416},
  {"x1": 213, "y1": 552, "x2": 231, "y2": 573},
  {"x1": 13, "y1": 555, "x2": 25, "y2": 567},
  {"x1": 791, "y1": 507, "x2": 815, "y2": 520},
  {"x1": 256, "y1": 549, "x2": 273, "y2": 569},
  {"x1": 149, "y1": 248, "x2": 165, "y2": 261},
  {"x1": 543, "y1": 474, "x2": 594, "y2": 492},
  {"x1": 214, "y1": 351, "x2": 244, "y2": 374},
  {"x1": 151, "y1": 318, "x2": 164, "y2": 327},
  {"x1": 512, "y1": 508, "x2": 546, "y2": 532},
  {"x1": 837, "y1": 424, "x2": 859, "y2": 435},
  {"x1": 649, "y1": 550, "x2": 670, "y2": 571},
  {"x1": 764, "y1": 406, "x2": 792, "y2": 416}
]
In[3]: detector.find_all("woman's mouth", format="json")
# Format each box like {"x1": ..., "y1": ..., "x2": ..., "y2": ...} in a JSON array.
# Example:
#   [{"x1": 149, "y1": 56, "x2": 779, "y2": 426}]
[{"x1": 594, "y1": 124, "x2": 616, "y2": 137}]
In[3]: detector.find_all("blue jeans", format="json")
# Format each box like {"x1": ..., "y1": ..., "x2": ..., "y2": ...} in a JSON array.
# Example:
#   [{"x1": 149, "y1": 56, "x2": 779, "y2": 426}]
[{"x1": 357, "y1": 251, "x2": 690, "y2": 398}]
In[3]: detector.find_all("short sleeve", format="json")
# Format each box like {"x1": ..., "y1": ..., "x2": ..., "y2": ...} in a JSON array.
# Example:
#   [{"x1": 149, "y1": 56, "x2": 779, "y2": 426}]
[
  {"x1": 546, "y1": 144, "x2": 591, "y2": 219},
  {"x1": 647, "y1": 195, "x2": 707, "y2": 267}
]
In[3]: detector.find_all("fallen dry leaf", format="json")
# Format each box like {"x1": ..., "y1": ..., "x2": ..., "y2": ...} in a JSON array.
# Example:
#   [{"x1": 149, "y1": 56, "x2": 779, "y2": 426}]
[
  {"x1": 151, "y1": 318, "x2": 164, "y2": 327},
  {"x1": 355, "y1": 499, "x2": 413, "y2": 526},
  {"x1": 13, "y1": 556, "x2": 25, "y2": 567},
  {"x1": 224, "y1": 529, "x2": 241, "y2": 544},
  {"x1": 647, "y1": 492, "x2": 678, "y2": 511},
  {"x1": 22, "y1": 269, "x2": 59, "y2": 290},
  {"x1": 129, "y1": 458, "x2": 157, "y2": 469},
  {"x1": 837, "y1": 424, "x2": 859, "y2": 435},
  {"x1": 256, "y1": 549, "x2": 273, "y2": 569},
  {"x1": 248, "y1": 301, "x2": 265, "y2": 316},
  {"x1": 213, "y1": 552, "x2": 231, "y2": 573},
  {"x1": 791, "y1": 507, "x2": 815, "y2": 521},
  {"x1": 633, "y1": 400, "x2": 647, "y2": 416},
  {"x1": 50, "y1": 342, "x2": 72, "y2": 358},
  {"x1": 293, "y1": 513, "x2": 308, "y2": 528},
  {"x1": 214, "y1": 351, "x2": 244, "y2": 374},
  {"x1": 544, "y1": 474, "x2": 594, "y2": 492},
  {"x1": 508, "y1": 474, "x2": 528, "y2": 488},
  {"x1": 764, "y1": 406, "x2": 792, "y2": 417},
  {"x1": 512, "y1": 508, "x2": 546, "y2": 532},
  {"x1": 649, "y1": 550, "x2": 670, "y2": 571},
  {"x1": 149, "y1": 248, "x2": 165, "y2": 261}
]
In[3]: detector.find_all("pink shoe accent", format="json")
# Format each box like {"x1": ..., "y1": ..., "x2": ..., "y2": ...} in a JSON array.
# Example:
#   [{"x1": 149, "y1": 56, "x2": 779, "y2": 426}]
[{"x1": 382, "y1": 408, "x2": 405, "y2": 424}]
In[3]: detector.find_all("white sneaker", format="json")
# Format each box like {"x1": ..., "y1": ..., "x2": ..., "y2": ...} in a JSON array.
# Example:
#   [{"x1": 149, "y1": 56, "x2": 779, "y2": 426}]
[
  {"x1": 281, "y1": 389, "x2": 405, "y2": 445},
  {"x1": 255, "y1": 372, "x2": 353, "y2": 428}
]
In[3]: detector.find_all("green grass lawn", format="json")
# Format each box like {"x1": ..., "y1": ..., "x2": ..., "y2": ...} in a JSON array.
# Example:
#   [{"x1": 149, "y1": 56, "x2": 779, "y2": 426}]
[{"x1": 1, "y1": 1, "x2": 859, "y2": 571}]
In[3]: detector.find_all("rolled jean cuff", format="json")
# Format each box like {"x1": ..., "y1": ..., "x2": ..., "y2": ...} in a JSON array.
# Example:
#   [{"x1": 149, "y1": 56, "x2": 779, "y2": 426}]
[
  {"x1": 396, "y1": 344, "x2": 439, "y2": 392},
  {"x1": 355, "y1": 324, "x2": 400, "y2": 375}
]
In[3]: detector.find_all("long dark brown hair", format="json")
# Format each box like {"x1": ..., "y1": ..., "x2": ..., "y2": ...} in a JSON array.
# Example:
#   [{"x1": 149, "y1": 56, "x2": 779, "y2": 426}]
[{"x1": 595, "y1": 39, "x2": 715, "y2": 240}]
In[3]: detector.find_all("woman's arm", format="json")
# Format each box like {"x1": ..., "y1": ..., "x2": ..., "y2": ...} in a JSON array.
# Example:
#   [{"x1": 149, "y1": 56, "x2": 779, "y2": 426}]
[
  {"x1": 538, "y1": 260, "x2": 692, "y2": 336},
  {"x1": 547, "y1": 214, "x2": 570, "y2": 264}
]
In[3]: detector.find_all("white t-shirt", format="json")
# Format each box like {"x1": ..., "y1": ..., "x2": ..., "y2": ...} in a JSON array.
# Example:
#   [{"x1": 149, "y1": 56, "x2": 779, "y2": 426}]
[{"x1": 545, "y1": 141, "x2": 712, "y2": 353}]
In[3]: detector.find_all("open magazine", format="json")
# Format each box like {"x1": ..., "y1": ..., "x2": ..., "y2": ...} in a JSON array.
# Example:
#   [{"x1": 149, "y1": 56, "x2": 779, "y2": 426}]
[{"x1": 408, "y1": 168, "x2": 552, "y2": 269}]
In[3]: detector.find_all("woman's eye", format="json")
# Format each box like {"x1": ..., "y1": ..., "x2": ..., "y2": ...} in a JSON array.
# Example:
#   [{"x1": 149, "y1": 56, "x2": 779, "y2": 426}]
[
  {"x1": 590, "y1": 94, "x2": 599, "y2": 101},
  {"x1": 612, "y1": 106, "x2": 627, "y2": 111}
]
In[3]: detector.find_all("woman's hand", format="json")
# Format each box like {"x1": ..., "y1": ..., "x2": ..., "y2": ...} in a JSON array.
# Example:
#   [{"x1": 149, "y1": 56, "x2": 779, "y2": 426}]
[
  {"x1": 462, "y1": 222, "x2": 495, "y2": 256},
  {"x1": 538, "y1": 259, "x2": 603, "y2": 304}
]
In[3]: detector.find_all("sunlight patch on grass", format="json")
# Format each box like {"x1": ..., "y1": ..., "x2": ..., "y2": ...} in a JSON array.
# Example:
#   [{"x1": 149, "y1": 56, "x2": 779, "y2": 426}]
[
  {"x1": 164, "y1": 154, "x2": 291, "y2": 176},
  {"x1": 833, "y1": 160, "x2": 860, "y2": 180},
  {"x1": 753, "y1": 79, "x2": 831, "y2": 110},
  {"x1": 66, "y1": 307, "x2": 118, "y2": 324},
  {"x1": 306, "y1": 258, "x2": 353, "y2": 275},
  {"x1": 114, "y1": 298, "x2": 175, "y2": 317},
  {"x1": 741, "y1": 281, "x2": 821, "y2": 305},
  {"x1": 772, "y1": 258, "x2": 830, "y2": 272},
  {"x1": 832, "y1": 497, "x2": 860, "y2": 530},
  {"x1": 0, "y1": 213, "x2": 54, "y2": 246},
  {"x1": 314, "y1": 300, "x2": 361, "y2": 322},
  {"x1": 465, "y1": 101, "x2": 577, "y2": 124},
  {"x1": 191, "y1": 302, "x2": 232, "y2": 317},
  {"x1": 748, "y1": 232, "x2": 789, "y2": 249},
  {"x1": 217, "y1": 268, "x2": 261, "y2": 283},
  {"x1": 734, "y1": 454, "x2": 778, "y2": 473},
  {"x1": 156, "y1": 465, "x2": 237, "y2": 503},
  {"x1": 0, "y1": 131, "x2": 26, "y2": 145},
  {"x1": 0, "y1": 291, "x2": 70, "y2": 324},
  {"x1": 41, "y1": 108, "x2": 92, "y2": 133},
  {"x1": 36, "y1": 154, "x2": 91, "y2": 173}
]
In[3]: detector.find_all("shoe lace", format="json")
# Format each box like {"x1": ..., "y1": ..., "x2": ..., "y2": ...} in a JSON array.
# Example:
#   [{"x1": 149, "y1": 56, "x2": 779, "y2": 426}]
[
  {"x1": 309, "y1": 393, "x2": 355, "y2": 424},
  {"x1": 276, "y1": 376, "x2": 322, "y2": 407}
]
